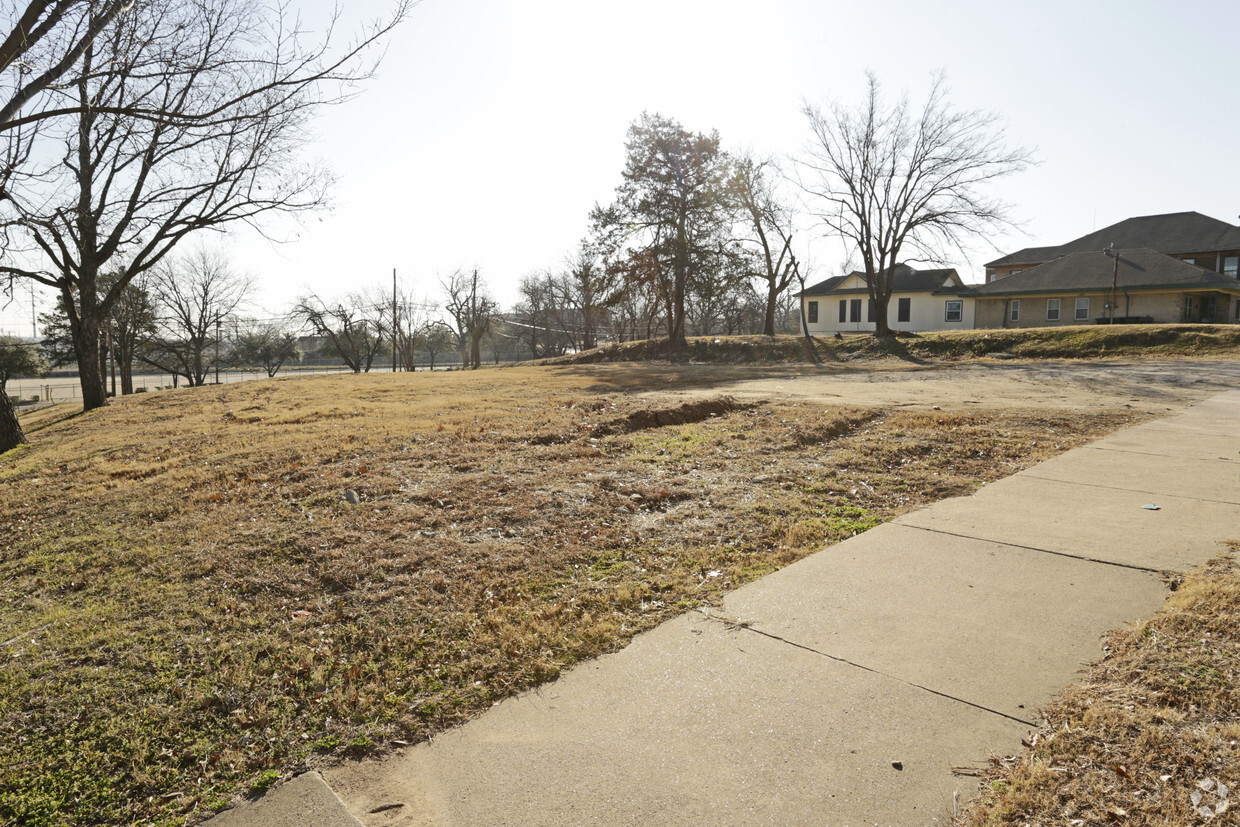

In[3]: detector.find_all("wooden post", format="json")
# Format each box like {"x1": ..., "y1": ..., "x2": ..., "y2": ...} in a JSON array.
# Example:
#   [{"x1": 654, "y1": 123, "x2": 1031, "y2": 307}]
[{"x1": 392, "y1": 267, "x2": 398, "y2": 374}]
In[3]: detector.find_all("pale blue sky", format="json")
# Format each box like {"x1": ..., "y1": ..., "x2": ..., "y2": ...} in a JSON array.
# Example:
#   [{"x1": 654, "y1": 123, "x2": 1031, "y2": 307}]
[{"x1": 3, "y1": 0, "x2": 1238, "y2": 334}]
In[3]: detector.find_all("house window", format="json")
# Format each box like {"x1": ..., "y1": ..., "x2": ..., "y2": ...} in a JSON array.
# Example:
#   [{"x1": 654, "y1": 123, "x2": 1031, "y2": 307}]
[
  {"x1": 1225, "y1": 256, "x2": 1239, "y2": 278},
  {"x1": 897, "y1": 297, "x2": 911, "y2": 323},
  {"x1": 1009, "y1": 299, "x2": 1020, "y2": 322},
  {"x1": 945, "y1": 300, "x2": 963, "y2": 323},
  {"x1": 807, "y1": 301, "x2": 818, "y2": 324},
  {"x1": 839, "y1": 300, "x2": 847, "y2": 323},
  {"x1": 1047, "y1": 298, "x2": 1061, "y2": 321},
  {"x1": 1075, "y1": 298, "x2": 1090, "y2": 321},
  {"x1": 849, "y1": 299, "x2": 862, "y2": 323},
  {"x1": 867, "y1": 299, "x2": 875, "y2": 322}
]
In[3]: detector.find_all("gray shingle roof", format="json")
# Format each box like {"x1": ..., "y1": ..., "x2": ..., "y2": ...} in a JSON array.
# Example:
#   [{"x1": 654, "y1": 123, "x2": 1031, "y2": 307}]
[
  {"x1": 796, "y1": 265, "x2": 960, "y2": 297},
  {"x1": 796, "y1": 275, "x2": 847, "y2": 297},
  {"x1": 986, "y1": 212, "x2": 1240, "y2": 268},
  {"x1": 972, "y1": 248, "x2": 1240, "y2": 296}
]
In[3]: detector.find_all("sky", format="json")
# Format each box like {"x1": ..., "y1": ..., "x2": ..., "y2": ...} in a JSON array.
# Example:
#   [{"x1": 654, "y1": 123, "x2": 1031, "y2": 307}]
[{"x1": 2, "y1": 0, "x2": 1239, "y2": 336}]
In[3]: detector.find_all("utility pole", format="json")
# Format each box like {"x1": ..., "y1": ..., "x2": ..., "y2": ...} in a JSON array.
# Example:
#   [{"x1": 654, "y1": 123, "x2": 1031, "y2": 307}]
[
  {"x1": 392, "y1": 267, "x2": 398, "y2": 374},
  {"x1": 1109, "y1": 243, "x2": 1119, "y2": 324}
]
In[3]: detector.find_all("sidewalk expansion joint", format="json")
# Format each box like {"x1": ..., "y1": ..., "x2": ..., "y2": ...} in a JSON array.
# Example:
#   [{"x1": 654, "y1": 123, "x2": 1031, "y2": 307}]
[
  {"x1": 698, "y1": 610, "x2": 1039, "y2": 728},
  {"x1": 1083, "y1": 444, "x2": 1240, "y2": 465},
  {"x1": 1016, "y1": 472, "x2": 1240, "y2": 506},
  {"x1": 902, "y1": 525, "x2": 1168, "y2": 574}
]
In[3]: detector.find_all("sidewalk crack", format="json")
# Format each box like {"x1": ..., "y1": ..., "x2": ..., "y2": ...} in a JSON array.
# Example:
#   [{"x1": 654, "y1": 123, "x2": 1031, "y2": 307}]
[
  {"x1": 1016, "y1": 472, "x2": 1240, "y2": 506},
  {"x1": 902, "y1": 525, "x2": 1169, "y2": 574},
  {"x1": 1081, "y1": 444, "x2": 1240, "y2": 465},
  {"x1": 697, "y1": 610, "x2": 1039, "y2": 728}
]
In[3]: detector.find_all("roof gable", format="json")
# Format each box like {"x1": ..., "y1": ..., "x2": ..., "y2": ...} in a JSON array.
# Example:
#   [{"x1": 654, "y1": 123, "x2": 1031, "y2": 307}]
[{"x1": 797, "y1": 264, "x2": 961, "y2": 297}]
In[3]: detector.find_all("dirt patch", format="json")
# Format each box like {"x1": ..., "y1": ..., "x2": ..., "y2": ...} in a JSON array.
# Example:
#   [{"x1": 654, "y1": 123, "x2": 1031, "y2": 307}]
[{"x1": 596, "y1": 396, "x2": 754, "y2": 435}]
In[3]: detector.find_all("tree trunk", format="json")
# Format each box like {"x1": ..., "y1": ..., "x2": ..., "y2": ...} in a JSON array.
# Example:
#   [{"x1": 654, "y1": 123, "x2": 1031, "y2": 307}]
[
  {"x1": 870, "y1": 261, "x2": 894, "y2": 338},
  {"x1": 98, "y1": 333, "x2": 108, "y2": 396},
  {"x1": 75, "y1": 312, "x2": 107, "y2": 411},
  {"x1": 670, "y1": 265, "x2": 688, "y2": 356},
  {"x1": 798, "y1": 297, "x2": 822, "y2": 365},
  {"x1": 873, "y1": 294, "x2": 893, "y2": 337},
  {"x1": 0, "y1": 388, "x2": 27, "y2": 454},
  {"x1": 764, "y1": 280, "x2": 778, "y2": 336},
  {"x1": 469, "y1": 333, "x2": 482, "y2": 369}
]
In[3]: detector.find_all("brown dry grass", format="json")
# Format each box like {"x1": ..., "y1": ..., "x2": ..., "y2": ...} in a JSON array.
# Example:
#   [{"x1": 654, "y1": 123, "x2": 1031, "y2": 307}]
[
  {"x1": 953, "y1": 544, "x2": 1240, "y2": 826},
  {"x1": 0, "y1": 364, "x2": 1145, "y2": 825},
  {"x1": 537, "y1": 325, "x2": 1240, "y2": 366}
]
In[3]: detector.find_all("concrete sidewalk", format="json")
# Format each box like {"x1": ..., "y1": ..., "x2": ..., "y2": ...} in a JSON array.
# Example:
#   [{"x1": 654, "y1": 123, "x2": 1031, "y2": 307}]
[{"x1": 213, "y1": 390, "x2": 1240, "y2": 826}]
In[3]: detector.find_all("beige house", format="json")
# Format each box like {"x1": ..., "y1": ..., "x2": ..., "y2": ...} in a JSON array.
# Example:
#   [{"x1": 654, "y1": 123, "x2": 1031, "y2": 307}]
[
  {"x1": 972, "y1": 247, "x2": 1240, "y2": 328},
  {"x1": 798, "y1": 266, "x2": 975, "y2": 334}
]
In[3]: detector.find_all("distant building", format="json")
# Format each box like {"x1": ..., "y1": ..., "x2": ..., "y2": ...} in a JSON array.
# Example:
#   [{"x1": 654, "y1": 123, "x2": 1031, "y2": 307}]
[
  {"x1": 976, "y1": 212, "x2": 1240, "y2": 327},
  {"x1": 984, "y1": 211, "x2": 1240, "y2": 283}
]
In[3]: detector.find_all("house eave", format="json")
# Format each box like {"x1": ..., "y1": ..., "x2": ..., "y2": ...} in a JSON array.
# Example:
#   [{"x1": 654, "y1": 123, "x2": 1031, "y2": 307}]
[{"x1": 974, "y1": 281, "x2": 1240, "y2": 298}]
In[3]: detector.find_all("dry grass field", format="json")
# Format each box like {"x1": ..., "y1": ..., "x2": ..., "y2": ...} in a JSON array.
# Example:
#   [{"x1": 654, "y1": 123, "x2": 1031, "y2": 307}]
[{"x1": 0, "y1": 358, "x2": 1216, "y2": 825}]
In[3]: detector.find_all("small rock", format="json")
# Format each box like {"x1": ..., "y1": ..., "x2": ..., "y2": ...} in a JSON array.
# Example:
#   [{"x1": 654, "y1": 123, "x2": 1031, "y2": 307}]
[
  {"x1": 891, "y1": 761, "x2": 903, "y2": 771},
  {"x1": 343, "y1": 489, "x2": 359, "y2": 504}
]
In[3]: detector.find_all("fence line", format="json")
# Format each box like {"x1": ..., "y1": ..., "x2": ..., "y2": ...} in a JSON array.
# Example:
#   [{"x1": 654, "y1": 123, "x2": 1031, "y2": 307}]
[{"x1": 7, "y1": 363, "x2": 465, "y2": 402}]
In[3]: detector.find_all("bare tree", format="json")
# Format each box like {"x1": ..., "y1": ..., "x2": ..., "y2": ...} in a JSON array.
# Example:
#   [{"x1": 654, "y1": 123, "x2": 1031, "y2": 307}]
[
  {"x1": 418, "y1": 320, "x2": 453, "y2": 370},
  {"x1": 101, "y1": 270, "x2": 155, "y2": 394},
  {"x1": 137, "y1": 247, "x2": 251, "y2": 387},
  {"x1": 514, "y1": 272, "x2": 572, "y2": 359},
  {"x1": 229, "y1": 320, "x2": 299, "y2": 377},
  {"x1": 294, "y1": 290, "x2": 388, "y2": 374},
  {"x1": 560, "y1": 240, "x2": 617, "y2": 351},
  {"x1": 442, "y1": 268, "x2": 496, "y2": 369},
  {"x1": 0, "y1": 1, "x2": 133, "y2": 130},
  {"x1": 392, "y1": 289, "x2": 429, "y2": 371},
  {"x1": 797, "y1": 72, "x2": 1031, "y2": 336},
  {"x1": 731, "y1": 154, "x2": 802, "y2": 336},
  {"x1": 36, "y1": 269, "x2": 154, "y2": 393},
  {"x1": 0, "y1": 0, "x2": 408, "y2": 410}
]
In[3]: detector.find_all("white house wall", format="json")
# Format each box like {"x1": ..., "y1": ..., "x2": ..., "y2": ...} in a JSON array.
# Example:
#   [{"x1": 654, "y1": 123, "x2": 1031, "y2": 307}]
[{"x1": 801, "y1": 292, "x2": 976, "y2": 334}]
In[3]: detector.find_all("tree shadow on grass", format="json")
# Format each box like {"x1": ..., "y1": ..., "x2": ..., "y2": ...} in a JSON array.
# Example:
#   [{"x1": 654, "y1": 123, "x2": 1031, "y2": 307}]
[
  {"x1": 868, "y1": 334, "x2": 932, "y2": 365},
  {"x1": 17, "y1": 403, "x2": 87, "y2": 435}
]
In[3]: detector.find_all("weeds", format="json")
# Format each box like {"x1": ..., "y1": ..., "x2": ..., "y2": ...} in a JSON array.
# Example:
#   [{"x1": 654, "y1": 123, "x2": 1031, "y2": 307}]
[
  {"x1": 0, "y1": 366, "x2": 1144, "y2": 825},
  {"x1": 538, "y1": 326, "x2": 1240, "y2": 366}
]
